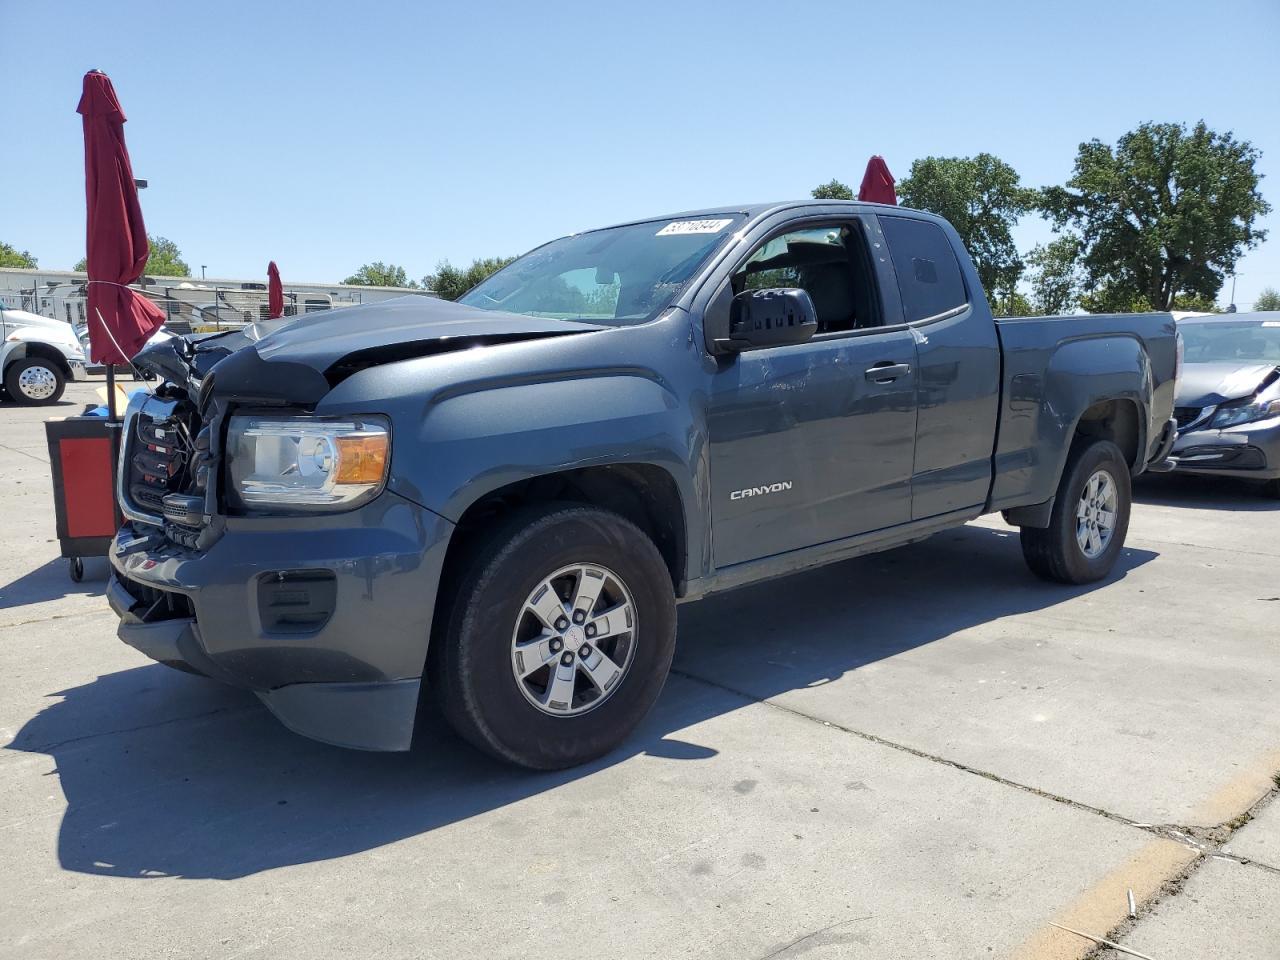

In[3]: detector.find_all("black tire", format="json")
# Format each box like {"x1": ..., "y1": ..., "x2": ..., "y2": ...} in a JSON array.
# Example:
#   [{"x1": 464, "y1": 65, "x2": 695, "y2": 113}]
[
  {"x1": 1262, "y1": 478, "x2": 1280, "y2": 500},
  {"x1": 1020, "y1": 439, "x2": 1132, "y2": 584},
  {"x1": 4, "y1": 357, "x2": 66, "y2": 405},
  {"x1": 433, "y1": 503, "x2": 677, "y2": 769}
]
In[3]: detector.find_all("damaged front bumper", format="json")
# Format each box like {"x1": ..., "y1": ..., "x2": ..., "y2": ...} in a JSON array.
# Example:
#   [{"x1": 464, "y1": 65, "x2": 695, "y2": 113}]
[
  {"x1": 108, "y1": 493, "x2": 454, "y2": 751},
  {"x1": 1167, "y1": 417, "x2": 1280, "y2": 481}
]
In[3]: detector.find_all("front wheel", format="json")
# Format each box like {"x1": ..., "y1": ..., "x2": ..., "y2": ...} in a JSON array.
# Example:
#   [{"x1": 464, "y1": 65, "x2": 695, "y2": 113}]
[
  {"x1": 1021, "y1": 439, "x2": 1132, "y2": 584},
  {"x1": 5, "y1": 357, "x2": 66, "y2": 405},
  {"x1": 433, "y1": 504, "x2": 677, "y2": 769}
]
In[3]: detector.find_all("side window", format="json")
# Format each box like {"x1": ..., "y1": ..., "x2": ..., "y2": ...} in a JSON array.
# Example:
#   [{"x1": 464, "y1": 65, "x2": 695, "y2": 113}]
[
  {"x1": 879, "y1": 216, "x2": 967, "y2": 323},
  {"x1": 731, "y1": 224, "x2": 880, "y2": 334}
]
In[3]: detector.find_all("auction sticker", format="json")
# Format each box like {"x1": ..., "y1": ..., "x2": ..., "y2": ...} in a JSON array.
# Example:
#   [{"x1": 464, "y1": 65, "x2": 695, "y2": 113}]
[{"x1": 656, "y1": 219, "x2": 734, "y2": 236}]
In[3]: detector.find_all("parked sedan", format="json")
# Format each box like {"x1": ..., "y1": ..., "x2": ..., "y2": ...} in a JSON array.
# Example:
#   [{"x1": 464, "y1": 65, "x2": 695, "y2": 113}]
[{"x1": 1171, "y1": 312, "x2": 1280, "y2": 497}]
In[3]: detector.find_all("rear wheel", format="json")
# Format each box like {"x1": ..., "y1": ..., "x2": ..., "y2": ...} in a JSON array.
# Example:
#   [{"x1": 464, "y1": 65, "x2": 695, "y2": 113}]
[
  {"x1": 5, "y1": 357, "x2": 66, "y2": 405},
  {"x1": 1021, "y1": 439, "x2": 1132, "y2": 584},
  {"x1": 433, "y1": 504, "x2": 677, "y2": 769},
  {"x1": 1262, "y1": 478, "x2": 1280, "y2": 499}
]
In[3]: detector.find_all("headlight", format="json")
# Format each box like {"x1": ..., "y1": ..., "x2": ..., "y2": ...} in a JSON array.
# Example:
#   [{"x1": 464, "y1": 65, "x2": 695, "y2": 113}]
[
  {"x1": 1209, "y1": 397, "x2": 1280, "y2": 429},
  {"x1": 227, "y1": 415, "x2": 390, "y2": 512}
]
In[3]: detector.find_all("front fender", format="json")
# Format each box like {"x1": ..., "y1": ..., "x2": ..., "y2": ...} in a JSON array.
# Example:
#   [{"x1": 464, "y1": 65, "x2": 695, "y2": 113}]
[
  {"x1": 321, "y1": 364, "x2": 704, "y2": 581},
  {"x1": 1, "y1": 337, "x2": 78, "y2": 378},
  {"x1": 400, "y1": 373, "x2": 697, "y2": 515}
]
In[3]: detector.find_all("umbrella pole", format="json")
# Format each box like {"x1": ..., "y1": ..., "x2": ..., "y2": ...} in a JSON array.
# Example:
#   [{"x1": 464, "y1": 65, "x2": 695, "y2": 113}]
[{"x1": 105, "y1": 363, "x2": 119, "y2": 420}]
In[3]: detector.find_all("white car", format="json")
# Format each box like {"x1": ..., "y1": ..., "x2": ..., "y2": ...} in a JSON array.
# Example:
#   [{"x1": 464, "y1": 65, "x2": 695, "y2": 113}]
[
  {"x1": 0, "y1": 308, "x2": 89, "y2": 405},
  {"x1": 76, "y1": 324, "x2": 174, "y2": 378}
]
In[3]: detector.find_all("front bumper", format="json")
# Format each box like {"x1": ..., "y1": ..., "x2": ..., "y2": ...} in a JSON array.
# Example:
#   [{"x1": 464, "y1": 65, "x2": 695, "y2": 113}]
[
  {"x1": 1168, "y1": 417, "x2": 1280, "y2": 481},
  {"x1": 67, "y1": 357, "x2": 89, "y2": 381},
  {"x1": 108, "y1": 492, "x2": 455, "y2": 750}
]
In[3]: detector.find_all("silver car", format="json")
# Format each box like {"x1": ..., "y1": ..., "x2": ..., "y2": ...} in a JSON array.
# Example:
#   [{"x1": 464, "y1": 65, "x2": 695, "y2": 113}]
[{"x1": 1171, "y1": 312, "x2": 1280, "y2": 497}]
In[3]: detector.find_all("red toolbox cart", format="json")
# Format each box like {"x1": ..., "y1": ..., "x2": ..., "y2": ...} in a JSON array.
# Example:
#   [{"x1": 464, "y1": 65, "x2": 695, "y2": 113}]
[{"x1": 45, "y1": 414, "x2": 123, "y2": 581}]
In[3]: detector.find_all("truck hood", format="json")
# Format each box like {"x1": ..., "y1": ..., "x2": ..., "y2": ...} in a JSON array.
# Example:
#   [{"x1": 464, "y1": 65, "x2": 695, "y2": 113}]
[
  {"x1": 0, "y1": 309, "x2": 81, "y2": 350},
  {"x1": 1175, "y1": 362, "x2": 1280, "y2": 407},
  {"x1": 201, "y1": 295, "x2": 607, "y2": 406}
]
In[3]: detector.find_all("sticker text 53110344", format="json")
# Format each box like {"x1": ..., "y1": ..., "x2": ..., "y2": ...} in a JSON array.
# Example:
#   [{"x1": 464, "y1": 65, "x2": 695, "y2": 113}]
[{"x1": 655, "y1": 219, "x2": 734, "y2": 237}]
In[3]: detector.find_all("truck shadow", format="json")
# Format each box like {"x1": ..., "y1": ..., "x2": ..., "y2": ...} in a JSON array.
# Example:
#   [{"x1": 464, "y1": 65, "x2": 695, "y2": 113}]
[{"x1": 6, "y1": 523, "x2": 1155, "y2": 881}]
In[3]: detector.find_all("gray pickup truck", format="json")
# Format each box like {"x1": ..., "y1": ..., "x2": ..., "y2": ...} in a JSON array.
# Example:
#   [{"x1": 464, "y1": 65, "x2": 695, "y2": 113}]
[{"x1": 109, "y1": 201, "x2": 1178, "y2": 768}]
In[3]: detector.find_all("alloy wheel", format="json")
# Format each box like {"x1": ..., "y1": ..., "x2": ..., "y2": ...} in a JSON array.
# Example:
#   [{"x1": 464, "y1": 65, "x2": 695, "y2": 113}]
[
  {"x1": 1075, "y1": 468, "x2": 1118, "y2": 559},
  {"x1": 510, "y1": 563, "x2": 637, "y2": 717}
]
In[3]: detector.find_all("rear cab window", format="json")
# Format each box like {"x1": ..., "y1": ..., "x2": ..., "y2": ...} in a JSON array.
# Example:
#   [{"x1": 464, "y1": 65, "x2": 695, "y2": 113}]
[{"x1": 878, "y1": 216, "x2": 967, "y2": 323}]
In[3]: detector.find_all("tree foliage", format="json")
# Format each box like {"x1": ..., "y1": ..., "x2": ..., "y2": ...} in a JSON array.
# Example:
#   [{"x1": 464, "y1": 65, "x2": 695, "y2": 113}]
[
  {"x1": 992, "y1": 291, "x2": 1036, "y2": 318},
  {"x1": 896, "y1": 154, "x2": 1038, "y2": 298},
  {"x1": 1254, "y1": 287, "x2": 1280, "y2": 311},
  {"x1": 144, "y1": 236, "x2": 190, "y2": 276},
  {"x1": 0, "y1": 241, "x2": 38, "y2": 268},
  {"x1": 1025, "y1": 237, "x2": 1085, "y2": 315},
  {"x1": 73, "y1": 234, "x2": 190, "y2": 276},
  {"x1": 343, "y1": 262, "x2": 417, "y2": 288},
  {"x1": 424, "y1": 256, "x2": 516, "y2": 301},
  {"x1": 811, "y1": 179, "x2": 854, "y2": 201},
  {"x1": 1041, "y1": 121, "x2": 1270, "y2": 311}
]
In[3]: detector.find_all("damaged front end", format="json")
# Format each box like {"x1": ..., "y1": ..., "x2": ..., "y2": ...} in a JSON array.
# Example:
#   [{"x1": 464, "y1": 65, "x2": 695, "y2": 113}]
[{"x1": 121, "y1": 297, "x2": 605, "y2": 548}]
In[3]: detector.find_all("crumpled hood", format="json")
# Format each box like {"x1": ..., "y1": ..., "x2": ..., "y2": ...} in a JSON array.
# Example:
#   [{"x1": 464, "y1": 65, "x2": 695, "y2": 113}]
[
  {"x1": 252, "y1": 295, "x2": 600, "y2": 368},
  {"x1": 205, "y1": 294, "x2": 605, "y2": 406},
  {"x1": 1176, "y1": 362, "x2": 1280, "y2": 408}
]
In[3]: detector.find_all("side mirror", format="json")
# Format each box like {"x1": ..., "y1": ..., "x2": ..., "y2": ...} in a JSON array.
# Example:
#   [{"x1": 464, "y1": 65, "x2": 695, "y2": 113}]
[{"x1": 718, "y1": 288, "x2": 818, "y2": 351}]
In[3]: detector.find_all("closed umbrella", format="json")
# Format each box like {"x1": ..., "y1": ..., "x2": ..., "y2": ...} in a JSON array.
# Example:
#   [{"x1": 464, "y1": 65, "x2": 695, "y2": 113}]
[
  {"x1": 858, "y1": 156, "x2": 897, "y2": 205},
  {"x1": 267, "y1": 261, "x2": 284, "y2": 319},
  {"x1": 78, "y1": 69, "x2": 165, "y2": 416}
]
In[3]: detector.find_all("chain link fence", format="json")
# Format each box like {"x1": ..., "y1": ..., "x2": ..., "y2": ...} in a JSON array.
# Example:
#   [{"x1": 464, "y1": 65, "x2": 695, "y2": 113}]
[{"x1": 1, "y1": 271, "x2": 418, "y2": 338}]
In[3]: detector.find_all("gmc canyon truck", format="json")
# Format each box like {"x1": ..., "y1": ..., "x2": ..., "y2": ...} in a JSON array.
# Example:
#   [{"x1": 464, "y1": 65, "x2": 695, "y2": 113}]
[{"x1": 108, "y1": 202, "x2": 1178, "y2": 769}]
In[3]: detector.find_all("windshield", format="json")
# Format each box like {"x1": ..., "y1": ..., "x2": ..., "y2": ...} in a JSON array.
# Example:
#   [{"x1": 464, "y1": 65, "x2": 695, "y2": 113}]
[
  {"x1": 1180, "y1": 320, "x2": 1280, "y2": 364},
  {"x1": 458, "y1": 215, "x2": 745, "y2": 326}
]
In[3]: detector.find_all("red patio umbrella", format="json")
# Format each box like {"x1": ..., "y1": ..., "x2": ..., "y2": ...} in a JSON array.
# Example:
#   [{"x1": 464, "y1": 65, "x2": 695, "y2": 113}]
[
  {"x1": 858, "y1": 156, "x2": 897, "y2": 205},
  {"x1": 78, "y1": 69, "x2": 165, "y2": 411},
  {"x1": 267, "y1": 260, "x2": 284, "y2": 319}
]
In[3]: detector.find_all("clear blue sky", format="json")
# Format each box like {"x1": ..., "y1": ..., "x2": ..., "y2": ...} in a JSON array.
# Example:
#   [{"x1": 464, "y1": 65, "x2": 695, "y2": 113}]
[{"x1": 4, "y1": 0, "x2": 1279, "y2": 307}]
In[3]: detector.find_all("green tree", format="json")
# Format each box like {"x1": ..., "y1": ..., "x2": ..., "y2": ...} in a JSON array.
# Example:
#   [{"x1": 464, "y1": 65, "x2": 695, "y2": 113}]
[
  {"x1": 1025, "y1": 237, "x2": 1085, "y2": 315},
  {"x1": 0, "y1": 241, "x2": 37, "y2": 268},
  {"x1": 144, "y1": 236, "x2": 189, "y2": 276},
  {"x1": 896, "y1": 154, "x2": 1038, "y2": 297},
  {"x1": 73, "y1": 234, "x2": 190, "y2": 276},
  {"x1": 1041, "y1": 121, "x2": 1270, "y2": 311},
  {"x1": 424, "y1": 255, "x2": 516, "y2": 301},
  {"x1": 343, "y1": 262, "x2": 417, "y2": 288},
  {"x1": 992, "y1": 290, "x2": 1036, "y2": 318},
  {"x1": 1255, "y1": 287, "x2": 1280, "y2": 311},
  {"x1": 811, "y1": 179, "x2": 854, "y2": 201}
]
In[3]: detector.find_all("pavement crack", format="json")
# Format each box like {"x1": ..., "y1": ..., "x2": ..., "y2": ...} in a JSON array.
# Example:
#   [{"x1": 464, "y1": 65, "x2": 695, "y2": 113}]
[
  {"x1": 5, "y1": 702, "x2": 258, "y2": 756},
  {"x1": 0, "y1": 442, "x2": 50, "y2": 464},
  {"x1": 671, "y1": 667, "x2": 1150, "y2": 830},
  {"x1": 755, "y1": 916, "x2": 873, "y2": 960},
  {"x1": 0, "y1": 608, "x2": 112, "y2": 630}
]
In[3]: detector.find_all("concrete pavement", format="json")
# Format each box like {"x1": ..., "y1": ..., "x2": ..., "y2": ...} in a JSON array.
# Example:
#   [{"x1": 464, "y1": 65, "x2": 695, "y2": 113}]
[{"x1": 2, "y1": 380, "x2": 1277, "y2": 959}]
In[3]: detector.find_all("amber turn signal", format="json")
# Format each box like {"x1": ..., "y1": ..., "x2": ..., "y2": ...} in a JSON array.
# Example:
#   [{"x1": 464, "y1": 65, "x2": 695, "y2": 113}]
[{"x1": 334, "y1": 434, "x2": 389, "y2": 484}]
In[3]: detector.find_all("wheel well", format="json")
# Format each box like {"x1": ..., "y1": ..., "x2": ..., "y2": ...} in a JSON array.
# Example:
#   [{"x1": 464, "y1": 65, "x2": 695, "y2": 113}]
[
  {"x1": 420, "y1": 465, "x2": 687, "y2": 701},
  {"x1": 1073, "y1": 399, "x2": 1140, "y2": 469},
  {"x1": 446, "y1": 464, "x2": 686, "y2": 592},
  {"x1": 6, "y1": 342, "x2": 71, "y2": 377}
]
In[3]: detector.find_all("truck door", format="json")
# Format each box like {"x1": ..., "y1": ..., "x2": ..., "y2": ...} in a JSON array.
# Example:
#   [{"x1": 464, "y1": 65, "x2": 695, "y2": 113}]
[
  {"x1": 876, "y1": 215, "x2": 1000, "y2": 519},
  {"x1": 707, "y1": 219, "x2": 918, "y2": 568}
]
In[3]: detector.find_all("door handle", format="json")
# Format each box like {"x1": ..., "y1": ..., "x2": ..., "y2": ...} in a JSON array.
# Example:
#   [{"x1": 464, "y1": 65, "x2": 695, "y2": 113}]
[{"x1": 864, "y1": 362, "x2": 911, "y2": 384}]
